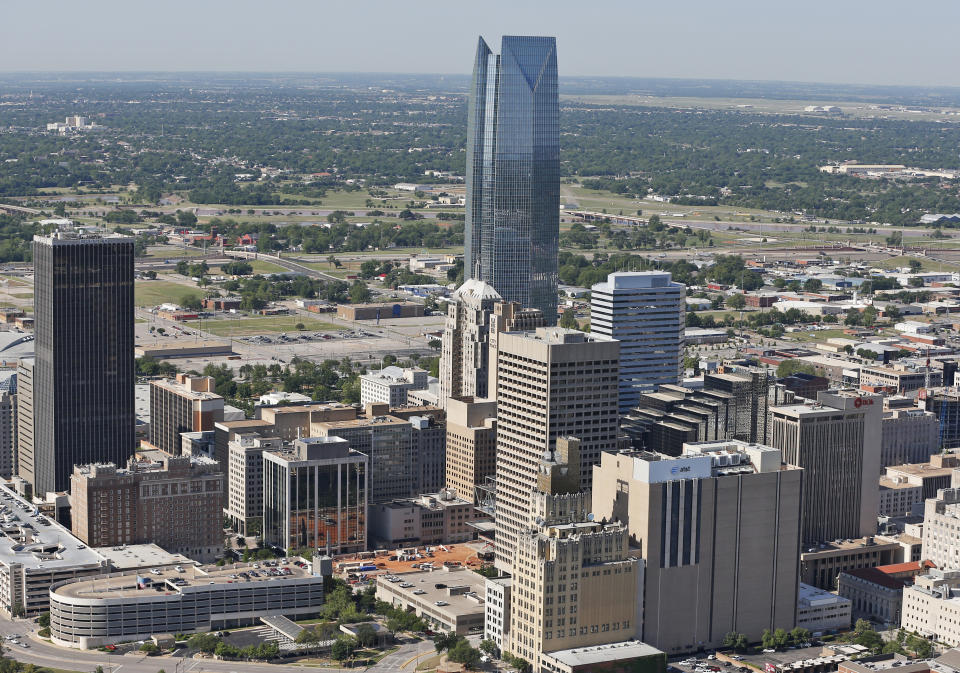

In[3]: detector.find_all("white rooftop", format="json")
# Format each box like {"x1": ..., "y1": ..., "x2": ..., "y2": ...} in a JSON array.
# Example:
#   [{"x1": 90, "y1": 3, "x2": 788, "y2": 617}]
[
  {"x1": 543, "y1": 640, "x2": 664, "y2": 667},
  {"x1": 95, "y1": 544, "x2": 192, "y2": 571},
  {"x1": 451, "y1": 278, "x2": 501, "y2": 303},
  {"x1": 0, "y1": 482, "x2": 106, "y2": 572}
]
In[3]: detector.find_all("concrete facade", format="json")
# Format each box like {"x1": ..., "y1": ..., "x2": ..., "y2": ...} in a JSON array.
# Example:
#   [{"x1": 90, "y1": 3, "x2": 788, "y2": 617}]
[
  {"x1": 769, "y1": 390, "x2": 882, "y2": 544},
  {"x1": 592, "y1": 441, "x2": 802, "y2": 654},
  {"x1": 590, "y1": 272, "x2": 685, "y2": 413},
  {"x1": 493, "y1": 328, "x2": 620, "y2": 570}
]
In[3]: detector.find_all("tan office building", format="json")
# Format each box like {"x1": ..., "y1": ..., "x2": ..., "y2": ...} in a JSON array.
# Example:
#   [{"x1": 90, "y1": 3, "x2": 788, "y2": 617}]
[
  {"x1": 223, "y1": 433, "x2": 283, "y2": 536},
  {"x1": 70, "y1": 454, "x2": 224, "y2": 562},
  {"x1": 505, "y1": 438, "x2": 642, "y2": 672},
  {"x1": 493, "y1": 327, "x2": 620, "y2": 570},
  {"x1": 147, "y1": 375, "x2": 224, "y2": 456},
  {"x1": 768, "y1": 390, "x2": 881, "y2": 544},
  {"x1": 445, "y1": 397, "x2": 497, "y2": 503},
  {"x1": 591, "y1": 441, "x2": 802, "y2": 654}
]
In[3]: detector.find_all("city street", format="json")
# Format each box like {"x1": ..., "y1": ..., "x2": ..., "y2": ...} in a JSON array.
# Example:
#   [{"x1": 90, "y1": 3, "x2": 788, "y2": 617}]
[{"x1": 0, "y1": 616, "x2": 437, "y2": 673}]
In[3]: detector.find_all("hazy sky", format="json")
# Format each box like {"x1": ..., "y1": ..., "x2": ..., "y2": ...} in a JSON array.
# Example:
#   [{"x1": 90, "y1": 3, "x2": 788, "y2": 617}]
[{"x1": 5, "y1": 0, "x2": 960, "y2": 87}]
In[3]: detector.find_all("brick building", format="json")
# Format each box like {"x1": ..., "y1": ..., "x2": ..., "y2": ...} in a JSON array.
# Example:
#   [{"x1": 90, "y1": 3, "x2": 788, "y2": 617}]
[{"x1": 70, "y1": 454, "x2": 224, "y2": 562}]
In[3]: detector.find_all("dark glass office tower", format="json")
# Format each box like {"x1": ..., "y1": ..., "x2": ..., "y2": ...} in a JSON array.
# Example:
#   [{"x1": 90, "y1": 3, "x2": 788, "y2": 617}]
[
  {"x1": 23, "y1": 232, "x2": 135, "y2": 494},
  {"x1": 465, "y1": 36, "x2": 560, "y2": 324}
]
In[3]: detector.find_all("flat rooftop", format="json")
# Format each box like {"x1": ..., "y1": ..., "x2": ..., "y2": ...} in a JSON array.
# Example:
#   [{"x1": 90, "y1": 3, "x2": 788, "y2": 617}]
[
  {"x1": 95, "y1": 544, "x2": 192, "y2": 571},
  {"x1": 887, "y1": 463, "x2": 954, "y2": 478},
  {"x1": 543, "y1": 640, "x2": 664, "y2": 667},
  {"x1": 55, "y1": 560, "x2": 312, "y2": 600},
  {"x1": 0, "y1": 483, "x2": 105, "y2": 572},
  {"x1": 376, "y1": 566, "x2": 486, "y2": 616}
]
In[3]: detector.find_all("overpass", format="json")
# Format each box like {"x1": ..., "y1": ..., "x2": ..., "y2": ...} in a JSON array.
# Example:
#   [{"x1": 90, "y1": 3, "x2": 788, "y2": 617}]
[
  {"x1": 224, "y1": 249, "x2": 342, "y2": 282},
  {"x1": 0, "y1": 204, "x2": 41, "y2": 216}
]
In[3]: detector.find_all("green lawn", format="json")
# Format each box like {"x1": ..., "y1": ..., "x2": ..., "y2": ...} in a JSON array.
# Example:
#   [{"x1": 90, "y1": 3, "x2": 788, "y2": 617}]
[
  {"x1": 135, "y1": 281, "x2": 203, "y2": 307},
  {"x1": 200, "y1": 316, "x2": 340, "y2": 336},
  {"x1": 786, "y1": 328, "x2": 850, "y2": 343}
]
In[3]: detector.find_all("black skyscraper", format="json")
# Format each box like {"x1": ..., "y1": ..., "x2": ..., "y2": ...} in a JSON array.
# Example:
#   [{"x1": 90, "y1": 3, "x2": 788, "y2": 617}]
[{"x1": 21, "y1": 232, "x2": 135, "y2": 494}]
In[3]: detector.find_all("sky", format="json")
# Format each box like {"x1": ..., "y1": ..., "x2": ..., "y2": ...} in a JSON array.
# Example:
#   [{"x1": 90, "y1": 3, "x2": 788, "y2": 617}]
[{"x1": 4, "y1": 0, "x2": 960, "y2": 88}]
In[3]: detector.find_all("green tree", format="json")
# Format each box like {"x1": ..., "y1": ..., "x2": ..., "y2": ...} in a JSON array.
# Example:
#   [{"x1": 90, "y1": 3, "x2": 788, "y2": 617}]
[
  {"x1": 790, "y1": 627, "x2": 811, "y2": 646},
  {"x1": 434, "y1": 631, "x2": 462, "y2": 653},
  {"x1": 803, "y1": 278, "x2": 823, "y2": 292},
  {"x1": 349, "y1": 280, "x2": 371, "y2": 304},
  {"x1": 140, "y1": 642, "x2": 160, "y2": 655},
  {"x1": 722, "y1": 631, "x2": 748, "y2": 652},
  {"x1": 479, "y1": 639, "x2": 498, "y2": 656},
  {"x1": 37, "y1": 611, "x2": 50, "y2": 628},
  {"x1": 727, "y1": 293, "x2": 746, "y2": 310},
  {"x1": 559, "y1": 308, "x2": 579, "y2": 329},
  {"x1": 330, "y1": 636, "x2": 356, "y2": 662},
  {"x1": 448, "y1": 639, "x2": 481, "y2": 669},
  {"x1": 188, "y1": 633, "x2": 221, "y2": 653},
  {"x1": 851, "y1": 619, "x2": 883, "y2": 652},
  {"x1": 295, "y1": 627, "x2": 320, "y2": 644},
  {"x1": 355, "y1": 623, "x2": 378, "y2": 648},
  {"x1": 776, "y1": 360, "x2": 817, "y2": 378}
]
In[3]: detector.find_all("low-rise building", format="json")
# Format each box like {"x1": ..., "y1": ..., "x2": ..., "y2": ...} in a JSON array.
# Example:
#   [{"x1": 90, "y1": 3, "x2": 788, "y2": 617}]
[
  {"x1": 337, "y1": 302, "x2": 425, "y2": 321},
  {"x1": 902, "y1": 569, "x2": 960, "y2": 645},
  {"x1": 369, "y1": 489, "x2": 478, "y2": 547},
  {"x1": 538, "y1": 641, "x2": 666, "y2": 673},
  {"x1": 879, "y1": 476, "x2": 923, "y2": 517},
  {"x1": 375, "y1": 566, "x2": 486, "y2": 635},
  {"x1": 838, "y1": 560, "x2": 934, "y2": 625},
  {"x1": 49, "y1": 561, "x2": 326, "y2": 649},
  {"x1": 360, "y1": 366, "x2": 429, "y2": 408},
  {"x1": 801, "y1": 537, "x2": 904, "y2": 590},
  {"x1": 484, "y1": 576, "x2": 511, "y2": 653},
  {"x1": 0, "y1": 483, "x2": 108, "y2": 616},
  {"x1": 795, "y1": 582, "x2": 852, "y2": 632}
]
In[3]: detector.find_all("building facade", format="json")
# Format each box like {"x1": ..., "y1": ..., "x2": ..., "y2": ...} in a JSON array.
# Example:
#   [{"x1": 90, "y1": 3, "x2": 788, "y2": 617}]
[
  {"x1": 590, "y1": 272, "x2": 685, "y2": 412},
  {"x1": 902, "y1": 569, "x2": 960, "y2": 646},
  {"x1": 465, "y1": 36, "x2": 560, "y2": 323},
  {"x1": 768, "y1": 390, "x2": 882, "y2": 544},
  {"x1": 360, "y1": 366, "x2": 428, "y2": 408},
  {"x1": 493, "y1": 328, "x2": 620, "y2": 570},
  {"x1": 262, "y1": 436, "x2": 368, "y2": 555},
  {"x1": 591, "y1": 441, "x2": 803, "y2": 654},
  {"x1": 70, "y1": 455, "x2": 224, "y2": 562},
  {"x1": 49, "y1": 561, "x2": 325, "y2": 649},
  {"x1": 224, "y1": 433, "x2": 282, "y2": 537},
  {"x1": 368, "y1": 489, "x2": 477, "y2": 547},
  {"x1": 445, "y1": 397, "x2": 497, "y2": 503},
  {"x1": 882, "y1": 408, "x2": 939, "y2": 468},
  {"x1": 147, "y1": 375, "x2": 224, "y2": 456},
  {"x1": 0, "y1": 391, "x2": 16, "y2": 479},
  {"x1": 505, "y1": 438, "x2": 642, "y2": 672},
  {"x1": 439, "y1": 279, "x2": 502, "y2": 405},
  {"x1": 24, "y1": 232, "x2": 135, "y2": 494}
]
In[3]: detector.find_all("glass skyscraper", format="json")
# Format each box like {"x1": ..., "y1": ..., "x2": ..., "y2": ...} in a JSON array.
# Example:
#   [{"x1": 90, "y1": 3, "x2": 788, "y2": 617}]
[{"x1": 465, "y1": 36, "x2": 559, "y2": 324}]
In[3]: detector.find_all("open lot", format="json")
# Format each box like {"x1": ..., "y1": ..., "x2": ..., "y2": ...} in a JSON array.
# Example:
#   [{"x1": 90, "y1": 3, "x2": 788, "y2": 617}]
[
  {"x1": 135, "y1": 280, "x2": 203, "y2": 307},
  {"x1": 200, "y1": 315, "x2": 340, "y2": 336}
]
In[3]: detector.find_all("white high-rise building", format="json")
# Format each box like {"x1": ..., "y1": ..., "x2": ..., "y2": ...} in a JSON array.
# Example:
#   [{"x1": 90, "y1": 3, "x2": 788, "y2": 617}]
[{"x1": 590, "y1": 272, "x2": 685, "y2": 413}]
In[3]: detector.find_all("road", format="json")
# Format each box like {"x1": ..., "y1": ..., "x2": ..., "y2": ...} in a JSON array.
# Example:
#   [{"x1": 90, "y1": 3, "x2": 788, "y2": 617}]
[{"x1": 1, "y1": 616, "x2": 437, "y2": 673}]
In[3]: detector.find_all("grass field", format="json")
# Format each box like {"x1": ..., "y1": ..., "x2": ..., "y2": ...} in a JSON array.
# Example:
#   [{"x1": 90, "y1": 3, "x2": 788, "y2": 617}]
[
  {"x1": 200, "y1": 316, "x2": 340, "y2": 336},
  {"x1": 135, "y1": 281, "x2": 203, "y2": 307}
]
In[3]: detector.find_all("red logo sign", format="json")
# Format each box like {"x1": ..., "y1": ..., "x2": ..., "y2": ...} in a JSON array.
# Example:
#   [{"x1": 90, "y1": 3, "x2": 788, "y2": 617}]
[{"x1": 854, "y1": 397, "x2": 874, "y2": 408}]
